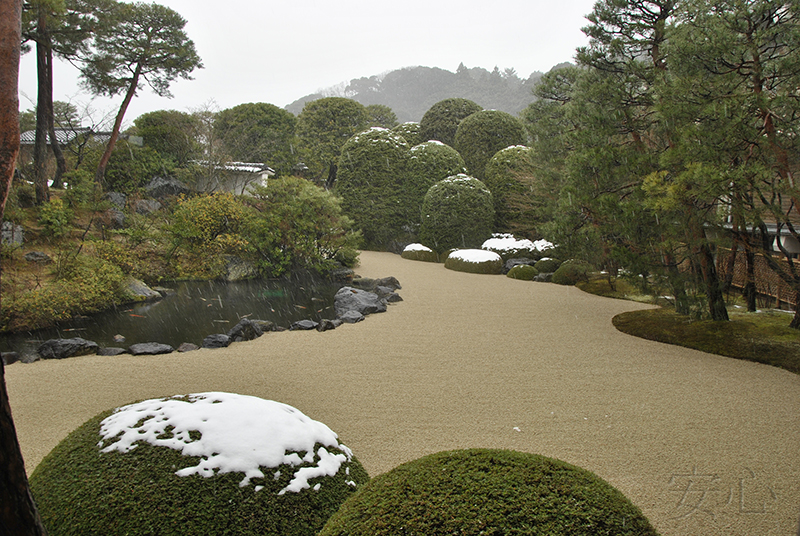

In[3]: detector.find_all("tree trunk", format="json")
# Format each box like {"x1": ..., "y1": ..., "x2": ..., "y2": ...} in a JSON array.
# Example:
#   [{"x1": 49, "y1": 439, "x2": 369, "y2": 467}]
[
  {"x1": 95, "y1": 64, "x2": 142, "y2": 185},
  {"x1": 699, "y1": 242, "x2": 729, "y2": 321},
  {"x1": 46, "y1": 48, "x2": 65, "y2": 189},
  {"x1": 33, "y1": 9, "x2": 51, "y2": 205},
  {"x1": 1, "y1": 5, "x2": 48, "y2": 534}
]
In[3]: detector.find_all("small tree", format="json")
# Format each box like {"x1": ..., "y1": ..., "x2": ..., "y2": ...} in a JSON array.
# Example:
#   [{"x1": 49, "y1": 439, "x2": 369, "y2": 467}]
[
  {"x1": 419, "y1": 174, "x2": 494, "y2": 252},
  {"x1": 134, "y1": 109, "x2": 200, "y2": 166},
  {"x1": 336, "y1": 127, "x2": 410, "y2": 249},
  {"x1": 418, "y1": 97, "x2": 482, "y2": 147},
  {"x1": 81, "y1": 1, "x2": 202, "y2": 185},
  {"x1": 484, "y1": 145, "x2": 547, "y2": 238},
  {"x1": 454, "y1": 110, "x2": 527, "y2": 180}
]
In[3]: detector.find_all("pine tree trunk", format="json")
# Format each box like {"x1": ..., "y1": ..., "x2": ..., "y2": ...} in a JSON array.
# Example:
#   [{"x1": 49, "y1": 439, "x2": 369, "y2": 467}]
[
  {"x1": 46, "y1": 48, "x2": 65, "y2": 189},
  {"x1": 33, "y1": 24, "x2": 51, "y2": 205},
  {"x1": 95, "y1": 65, "x2": 141, "y2": 185}
]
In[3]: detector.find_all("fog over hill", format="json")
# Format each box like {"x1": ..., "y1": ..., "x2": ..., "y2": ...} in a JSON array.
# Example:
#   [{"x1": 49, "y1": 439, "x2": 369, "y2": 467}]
[{"x1": 285, "y1": 63, "x2": 571, "y2": 122}]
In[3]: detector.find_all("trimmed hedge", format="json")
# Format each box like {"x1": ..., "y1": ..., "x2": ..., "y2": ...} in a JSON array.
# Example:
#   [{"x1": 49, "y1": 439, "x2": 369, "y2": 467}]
[
  {"x1": 453, "y1": 110, "x2": 527, "y2": 180},
  {"x1": 535, "y1": 257, "x2": 562, "y2": 274},
  {"x1": 418, "y1": 98, "x2": 482, "y2": 147},
  {"x1": 552, "y1": 260, "x2": 595, "y2": 285},
  {"x1": 483, "y1": 145, "x2": 541, "y2": 236},
  {"x1": 30, "y1": 395, "x2": 369, "y2": 536},
  {"x1": 391, "y1": 121, "x2": 423, "y2": 146},
  {"x1": 507, "y1": 264, "x2": 538, "y2": 280},
  {"x1": 401, "y1": 244, "x2": 439, "y2": 263},
  {"x1": 444, "y1": 249, "x2": 503, "y2": 274},
  {"x1": 419, "y1": 174, "x2": 494, "y2": 253},
  {"x1": 319, "y1": 449, "x2": 659, "y2": 536}
]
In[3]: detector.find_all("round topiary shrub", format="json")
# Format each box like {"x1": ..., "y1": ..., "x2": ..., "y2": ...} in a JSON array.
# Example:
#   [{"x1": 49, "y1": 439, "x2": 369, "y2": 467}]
[
  {"x1": 483, "y1": 145, "x2": 543, "y2": 236},
  {"x1": 535, "y1": 257, "x2": 562, "y2": 274},
  {"x1": 453, "y1": 110, "x2": 527, "y2": 180},
  {"x1": 552, "y1": 260, "x2": 595, "y2": 286},
  {"x1": 401, "y1": 243, "x2": 439, "y2": 262},
  {"x1": 419, "y1": 98, "x2": 483, "y2": 147},
  {"x1": 419, "y1": 174, "x2": 494, "y2": 253},
  {"x1": 507, "y1": 264, "x2": 538, "y2": 280},
  {"x1": 319, "y1": 449, "x2": 659, "y2": 536},
  {"x1": 444, "y1": 249, "x2": 503, "y2": 274},
  {"x1": 30, "y1": 392, "x2": 369, "y2": 536}
]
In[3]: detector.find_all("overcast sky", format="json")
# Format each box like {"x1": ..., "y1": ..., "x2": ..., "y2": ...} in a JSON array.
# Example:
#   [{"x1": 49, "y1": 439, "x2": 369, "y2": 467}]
[{"x1": 18, "y1": 0, "x2": 598, "y2": 127}]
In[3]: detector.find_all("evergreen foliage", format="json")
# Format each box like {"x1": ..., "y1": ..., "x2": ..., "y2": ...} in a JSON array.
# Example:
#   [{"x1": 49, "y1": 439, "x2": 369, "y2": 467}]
[
  {"x1": 213, "y1": 103, "x2": 298, "y2": 175},
  {"x1": 444, "y1": 251, "x2": 503, "y2": 275},
  {"x1": 552, "y1": 260, "x2": 595, "y2": 286},
  {"x1": 365, "y1": 104, "x2": 398, "y2": 128},
  {"x1": 405, "y1": 141, "x2": 466, "y2": 237},
  {"x1": 335, "y1": 128, "x2": 411, "y2": 250},
  {"x1": 453, "y1": 110, "x2": 527, "y2": 180},
  {"x1": 391, "y1": 122, "x2": 423, "y2": 147},
  {"x1": 419, "y1": 174, "x2": 494, "y2": 252},
  {"x1": 30, "y1": 409, "x2": 369, "y2": 536},
  {"x1": 319, "y1": 449, "x2": 659, "y2": 536},
  {"x1": 134, "y1": 110, "x2": 200, "y2": 166},
  {"x1": 507, "y1": 264, "x2": 538, "y2": 280},
  {"x1": 418, "y1": 98, "x2": 482, "y2": 147},
  {"x1": 483, "y1": 145, "x2": 544, "y2": 238}
]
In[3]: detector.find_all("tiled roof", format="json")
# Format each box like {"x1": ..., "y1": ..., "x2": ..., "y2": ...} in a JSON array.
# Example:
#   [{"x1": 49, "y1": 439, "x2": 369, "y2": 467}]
[{"x1": 19, "y1": 127, "x2": 92, "y2": 145}]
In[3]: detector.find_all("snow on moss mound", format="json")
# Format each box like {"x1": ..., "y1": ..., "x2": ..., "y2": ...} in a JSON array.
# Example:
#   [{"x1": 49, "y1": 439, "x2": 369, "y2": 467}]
[
  {"x1": 482, "y1": 233, "x2": 554, "y2": 260},
  {"x1": 320, "y1": 449, "x2": 659, "y2": 536},
  {"x1": 444, "y1": 249, "x2": 502, "y2": 274},
  {"x1": 401, "y1": 243, "x2": 439, "y2": 262},
  {"x1": 30, "y1": 392, "x2": 369, "y2": 536}
]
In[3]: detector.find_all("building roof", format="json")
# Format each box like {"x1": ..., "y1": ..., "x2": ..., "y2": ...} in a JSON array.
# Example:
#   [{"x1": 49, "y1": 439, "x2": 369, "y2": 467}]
[
  {"x1": 193, "y1": 161, "x2": 275, "y2": 174},
  {"x1": 19, "y1": 127, "x2": 92, "y2": 145}
]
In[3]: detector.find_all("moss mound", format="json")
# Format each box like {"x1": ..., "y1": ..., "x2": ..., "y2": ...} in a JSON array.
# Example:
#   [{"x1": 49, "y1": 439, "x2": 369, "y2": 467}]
[
  {"x1": 535, "y1": 257, "x2": 562, "y2": 274},
  {"x1": 507, "y1": 264, "x2": 538, "y2": 280},
  {"x1": 320, "y1": 449, "x2": 659, "y2": 536},
  {"x1": 552, "y1": 260, "x2": 595, "y2": 286},
  {"x1": 401, "y1": 244, "x2": 439, "y2": 262},
  {"x1": 444, "y1": 250, "x2": 502, "y2": 274},
  {"x1": 30, "y1": 393, "x2": 369, "y2": 536}
]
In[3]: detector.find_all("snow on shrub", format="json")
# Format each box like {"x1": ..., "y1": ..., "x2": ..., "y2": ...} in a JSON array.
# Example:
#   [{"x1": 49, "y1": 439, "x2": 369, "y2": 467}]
[
  {"x1": 444, "y1": 249, "x2": 502, "y2": 274},
  {"x1": 30, "y1": 392, "x2": 369, "y2": 536},
  {"x1": 401, "y1": 243, "x2": 439, "y2": 263},
  {"x1": 482, "y1": 233, "x2": 555, "y2": 261}
]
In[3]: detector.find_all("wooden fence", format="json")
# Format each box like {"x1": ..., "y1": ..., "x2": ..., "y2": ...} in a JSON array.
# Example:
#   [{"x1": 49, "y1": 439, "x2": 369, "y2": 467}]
[{"x1": 716, "y1": 248, "x2": 798, "y2": 308}]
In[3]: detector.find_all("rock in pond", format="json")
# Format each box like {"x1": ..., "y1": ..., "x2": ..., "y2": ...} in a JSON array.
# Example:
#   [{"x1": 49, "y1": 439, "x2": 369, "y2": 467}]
[
  {"x1": 317, "y1": 319, "x2": 343, "y2": 332},
  {"x1": 177, "y1": 342, "x2": 200, "y2": 353},
  {"x1": 128, "y1": 342, "x2": 174, "y2": 355},
  {"x1": 38, "y1": 338, "x2": 99, "y2": 360},
  {"x1": 334, "y1": 287, "x2": 387, "y2": 317},
  {"x1": 202, "y1": 334, "x2": 230, "y2": 349},
  {"x1": 97, "y1": 347, "x2": 127, "y2": 356},
  {"x1": 290, "y1": 319, "x2": 319, "y2": 331},
  {"x1": 227, "y1": 318, "x2": 263, "y2": 342}
]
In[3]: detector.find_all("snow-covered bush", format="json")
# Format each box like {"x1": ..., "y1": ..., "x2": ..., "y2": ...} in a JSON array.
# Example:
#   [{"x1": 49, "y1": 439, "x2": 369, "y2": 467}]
[
  {"x1": 319, "y1": 449, "x2": 659, "y2": 536},
  {"x1": 444, "y1": 249, "x2": 502, "y2": 275},
  {"x1": 30, "y1": 393, "x2": 369, "y2": 536},
  {"x1": 419, "y1": 174, "x2": 494, "y2": 253},
  {"x1": 401, "y1": 243, "x2": 439, "y2": 263}
]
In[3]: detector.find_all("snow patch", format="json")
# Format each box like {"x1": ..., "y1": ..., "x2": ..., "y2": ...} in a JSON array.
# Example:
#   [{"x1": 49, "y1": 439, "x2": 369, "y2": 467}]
[
  {"x1": 403, "y1": 243, "x2": 433, "y2": 253},
  {"x1": 98, "y1": 392, "x2": 352, "y2": 494},
  {"x1": 449, "y1": 249, "x2": 501, "y2": 264}
]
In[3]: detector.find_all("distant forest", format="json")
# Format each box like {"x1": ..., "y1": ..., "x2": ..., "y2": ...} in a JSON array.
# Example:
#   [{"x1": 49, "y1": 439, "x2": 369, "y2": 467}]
[{"x1": 284, "y1": 63, "x2": 570, "y2": 122}]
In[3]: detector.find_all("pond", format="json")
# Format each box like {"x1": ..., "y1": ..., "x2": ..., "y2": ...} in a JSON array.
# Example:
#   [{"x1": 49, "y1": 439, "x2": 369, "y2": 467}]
[{"x1": 0, "y1": 277, "x2": 342, "y2": 359}]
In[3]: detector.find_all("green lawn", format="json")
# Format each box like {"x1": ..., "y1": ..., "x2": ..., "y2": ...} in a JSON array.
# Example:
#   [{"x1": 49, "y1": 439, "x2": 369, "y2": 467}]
[{"x1": 577, "y1": 277, "x2": 800, "y2": 375}]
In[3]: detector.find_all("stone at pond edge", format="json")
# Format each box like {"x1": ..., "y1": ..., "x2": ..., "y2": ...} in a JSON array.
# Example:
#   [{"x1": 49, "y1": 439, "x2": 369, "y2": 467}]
[
  {"x1": 334, "y1": 287, "x2": 387, "y2": 317},
  {"x1": 290, "y1": 319, "x2": 319, "y2": 331},
  {"x1": 124, "y1": 277, "x2": 162, "y2": 302},
  {"x1": 177, "y1": 342, "x2": 200, "y2": 353},
  {"x1": 317, "y1": 319, "x2": 343, "y2": 332},
  {"x1": 128, "y1": 342, "x2": 174, "y2": 355},
  {"x1": 2, "y1": 352, "x2": 20, "y2": 365},
  {"x1": 227, "y1": 318, "x2": 264, "y2": 342},
  {"x1": 384, "y1": 292, "x2": 403, "y2": 303},
  {"x1": 223, "y1": 255, "x2": 258, "y2": 282},
  {"x1": 38, "y1": 338, "x2": 99, "y2": 360},
  {"x1": 340, "y1": 311, "x2": 365, "y2": 324},
  {"x1": 202, "y1": 334, "x2": 230, "y2": 349},
  {"x1": 97, "y1": 347, "x2": 127, "y2": 356}
]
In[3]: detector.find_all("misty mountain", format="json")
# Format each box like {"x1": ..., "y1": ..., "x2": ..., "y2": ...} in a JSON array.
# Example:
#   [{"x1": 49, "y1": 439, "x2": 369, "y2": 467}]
[{"x1": 285, "y1": 63, "x2": 565, "y2": 122}]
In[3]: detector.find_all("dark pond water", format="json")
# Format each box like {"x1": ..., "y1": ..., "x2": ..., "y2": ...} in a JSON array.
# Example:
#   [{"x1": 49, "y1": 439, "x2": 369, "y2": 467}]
[{"x1": 0, "y1": 278, "x2": 342, "y2": 359}]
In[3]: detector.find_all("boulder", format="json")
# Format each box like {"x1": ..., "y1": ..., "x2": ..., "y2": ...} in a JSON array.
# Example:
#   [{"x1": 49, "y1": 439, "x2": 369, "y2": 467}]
[
  {"x1": 384, "y1": 292, "x2": 403, "y2": 303},
  {"x1": 1, "y1": 221, "x2": 23, "y2": 245},
  {"x1": 1, "y1": 352, "x2": 20, "y2": 365},
  {"x1": 223, "y1": 256, "x2": 258, "y2": 282},
  {"x1": 128, "y1": 342, "x2": 174, "y2": 355},
  {"x1": 132, "y1": 199, "x2": 162, "y2": 215},
  {"x1": 334, "y1": 287, "x2": 387, "y2": 318},
  {"x1": 24, "y1": 251, "x2": 52, "y2": 264},
  {"x1": 97, "y1": 347, "x2": 127, "y2": 356},
  {"x1": 145, "y1": 176, "x2": 190, "y2": 199},
  {"x1": 251, "y1": 319, "x2": 276, "y2": 332},
  {"x1": 113, "y1": 334, "x2": 126, "y2": 343},
  {"x1": 535, "y1": 272, "x2": 554, "y2": 283},
  {"x1": 105, "y1": 191, "x2": 127, "y2": 210},
  {"x1": 376, "y1": 276, "x2": 401, "y2": 290},
  {"x1": 38, "y1": 338, "x2": 99, "y2": 360},
  {"x1": 351, "y1": 276, "x2": 401, "y2": 292},
  {"x1": 177, "y1": 342, "x2": 200, "y2": 353},
  {"x1": 339, "y1": 310, "x2": 364, "y2": 324},
  {"x1": 317, "y1": 319, "x2": 342, "y2": 332},
  {"x1": 503, "y1": 257, "x2": 536, "y2": 274},
  {"x1": 227, "y1": 318, "x2": 263, "y2": 342},
  {"x1": 290, "y1": 319, "x2": 319, "y2": 331},
  {"x1": 96, "y1": 208, "x2": 125, "y2": 230},
  {"x1": 202, "y1": 334, "x2": 230, "y2": 349},
  {"x1": 124, "y1": 277, "x2": 162, "y2": 302},
  {"x1": 329, "y1": 267, "x2": 355, "y2": 283}
]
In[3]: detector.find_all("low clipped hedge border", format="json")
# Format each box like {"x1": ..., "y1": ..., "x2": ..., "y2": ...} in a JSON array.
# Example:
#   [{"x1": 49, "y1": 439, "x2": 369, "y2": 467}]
[
  {"x1": 444, "y1": 251, "x2": 503, "y2": 274},
  {"x1": 320, "y1": 449, "x2": 659, "y2": 536},
  {"x1": 30, "y1": 410, "x2": 369, "y2": 536}
]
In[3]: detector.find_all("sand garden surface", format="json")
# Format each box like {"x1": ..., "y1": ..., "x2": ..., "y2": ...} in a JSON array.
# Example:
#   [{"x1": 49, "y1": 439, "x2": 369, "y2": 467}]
[{"x1": 5, "y1": 251, "x2": 800, "y2": 536}]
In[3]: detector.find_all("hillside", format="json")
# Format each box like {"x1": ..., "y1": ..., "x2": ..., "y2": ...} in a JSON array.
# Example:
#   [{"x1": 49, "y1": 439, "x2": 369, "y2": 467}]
[{"x1": 285, "y1": 64, "x2": 561, "y2": 122}]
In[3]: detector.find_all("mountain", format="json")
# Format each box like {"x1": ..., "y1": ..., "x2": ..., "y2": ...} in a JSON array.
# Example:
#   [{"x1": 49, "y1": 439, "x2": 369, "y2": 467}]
[{"x1": 285, "y1": 64, "x2": 549, "y2": 122}]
